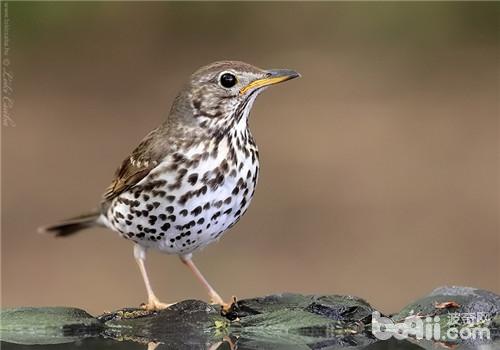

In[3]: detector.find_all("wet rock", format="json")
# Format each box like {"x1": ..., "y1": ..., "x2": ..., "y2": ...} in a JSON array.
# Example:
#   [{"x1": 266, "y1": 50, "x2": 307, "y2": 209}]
[
  {"x1": 231, "y1": 293, "x2": 374, "y2": 322},
  {"x1": 391, "y1": 286, "x2": 500, "y2": 346},
  {"x1": 2, "y1": 288, "x2": 498, "y2": 349},
  {"x1": 0, "y1": 307, "x2": 103, "y2": 345},
  {"x1": 393, "y1": 286, "x2": 499, "y2": 325},
  {"x1": 229, "y1": 293, "x2": 377, "y2": 349},
  {"x1": 101, "y1": 300, "x2": 228, "y2": 347}
]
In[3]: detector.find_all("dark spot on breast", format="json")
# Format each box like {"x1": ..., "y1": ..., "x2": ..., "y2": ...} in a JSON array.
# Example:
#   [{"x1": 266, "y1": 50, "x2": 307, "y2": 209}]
[
  {"x1": 199, "y1": 185, "x2": 207, "y2": 195},
  {"x1": 193, "y1": 99, "x2": 201, "y2": 110},
  {"x1": 237, "y1": 178, "x2": 244, "y2": 187},
  {"x1": 152, "y1": 190, "x2": 166, "y2": 197},
  {"x1": 188, "y1": 173, "x2": 198, "y2": 186},
  {"x1": 191, "y1": 206, "x2": 202, "y2": 216},
  {"x1": 211, "y1": 146, "x2": 218, "y2": 158},
  {"x1": 161, "y1": 223, "x2": 171, "y2": 231},
  {"x1": 202, "y1": 171, "x2": 211, "y2": 183},
  {"x1": 168, "y1": 182, "x2": 182, "y2": 191},
  {"x1": 220, "y1": 160, "x2": 229, "y2": 173},
  {"x1": 159, "y1": 214, "x2": 167, "y2": 220},
  {"x1": 172, "y1": 153, "x2": 186, "y2": 163},
  {"x1": 166, "y1": 195, "x2": 176, "y2": 202},
  {"x1": 168, "y1": 163, "x2": 179, "y2": 171},
  {"x1": 178, "y1": 191, "x2": 193, "y2": 205},
  {"x1": 179, "y1": 209, "x2": 188, "y2": 216}
]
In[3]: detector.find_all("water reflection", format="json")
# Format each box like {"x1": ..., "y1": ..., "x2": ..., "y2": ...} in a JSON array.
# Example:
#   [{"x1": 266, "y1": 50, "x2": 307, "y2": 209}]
[{"x1": 2, "y1": 336, "x2": 499, "y2": 350}]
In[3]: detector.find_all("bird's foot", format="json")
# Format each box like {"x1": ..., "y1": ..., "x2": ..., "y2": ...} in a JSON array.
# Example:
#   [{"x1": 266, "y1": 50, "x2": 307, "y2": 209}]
[
  {"x1": 211, "y1": 295, "x2": 237, "y2": 315},
  {"x1": 140, "y1": 296, "x2": 173, "y2": 311}
]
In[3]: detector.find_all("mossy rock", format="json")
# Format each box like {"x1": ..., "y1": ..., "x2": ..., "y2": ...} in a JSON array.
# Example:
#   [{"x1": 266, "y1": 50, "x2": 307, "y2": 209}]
[
  {"x1": 0, "y1": 307, "x2": 103, "y2": 345},
  {"x1": 391, "y1": 286, "x2": 499, "y2": 345}
]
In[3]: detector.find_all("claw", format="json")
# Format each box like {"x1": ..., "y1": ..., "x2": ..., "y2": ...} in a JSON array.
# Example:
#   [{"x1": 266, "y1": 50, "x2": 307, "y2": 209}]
[
  {"x1": 140, "y1": 296, "x2": 173, "y2": 311},
  {"x1": 213, "y1": 295, "x2": 237, "y2": 315}
]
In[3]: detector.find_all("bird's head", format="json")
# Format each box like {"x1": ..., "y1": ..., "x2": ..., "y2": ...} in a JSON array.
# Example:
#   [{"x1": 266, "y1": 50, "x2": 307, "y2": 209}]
[{"x1": 169, "y1": 61, "x2": 300, "y2": 135}]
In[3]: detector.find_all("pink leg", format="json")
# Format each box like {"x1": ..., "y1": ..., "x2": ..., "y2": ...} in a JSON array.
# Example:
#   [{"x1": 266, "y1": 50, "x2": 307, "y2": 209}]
[{"x1": 180, "y1": 254, "x2": 225, "y2": 305}]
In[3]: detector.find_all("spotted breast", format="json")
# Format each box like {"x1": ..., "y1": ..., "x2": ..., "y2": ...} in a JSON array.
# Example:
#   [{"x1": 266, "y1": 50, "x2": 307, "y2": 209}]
[{"x1": 105, "y1": 125, "x2": 259, "y2": 255}]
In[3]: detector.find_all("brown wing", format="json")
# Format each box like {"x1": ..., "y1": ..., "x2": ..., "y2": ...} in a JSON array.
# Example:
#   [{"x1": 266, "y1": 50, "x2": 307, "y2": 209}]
[{"x1": 102, "y1": 128, "x2": 165, "y2": 203}]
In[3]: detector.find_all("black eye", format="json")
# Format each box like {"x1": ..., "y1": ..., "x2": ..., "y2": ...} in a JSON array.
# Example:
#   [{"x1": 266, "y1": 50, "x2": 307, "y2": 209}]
[{"x1": 220, "y1": 73, "x2": 237, "y2": 88}]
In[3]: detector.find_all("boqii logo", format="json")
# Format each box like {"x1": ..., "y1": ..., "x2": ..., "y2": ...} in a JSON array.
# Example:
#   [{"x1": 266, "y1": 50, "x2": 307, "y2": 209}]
[{"x1": 371, "y1": 311, "x2": 491, "y2": 341}]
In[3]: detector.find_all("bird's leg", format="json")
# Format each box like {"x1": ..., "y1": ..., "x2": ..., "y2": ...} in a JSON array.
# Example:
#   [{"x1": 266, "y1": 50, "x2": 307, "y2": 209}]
[
  {"x1": 180, "y1": 254, "x2": 230, "y2": 309},
  {"x1": 134, "y1": 244, "x2": 172, "y2": 311}
]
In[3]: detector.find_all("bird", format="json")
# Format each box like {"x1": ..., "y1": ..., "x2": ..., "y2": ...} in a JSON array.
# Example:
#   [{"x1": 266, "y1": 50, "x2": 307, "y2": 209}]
[{"x1": 40, "y1": 61, "x2": 300, "y2": 311}]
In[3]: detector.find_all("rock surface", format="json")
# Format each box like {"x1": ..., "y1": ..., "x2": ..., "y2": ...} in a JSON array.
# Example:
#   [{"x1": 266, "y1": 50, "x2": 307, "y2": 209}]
[
  {"x1": 1, "y1": 287, "x2": 498, "y2": 349},
  {"x1": 0, "y1": 307, "x2": 103, "y2": 345}
]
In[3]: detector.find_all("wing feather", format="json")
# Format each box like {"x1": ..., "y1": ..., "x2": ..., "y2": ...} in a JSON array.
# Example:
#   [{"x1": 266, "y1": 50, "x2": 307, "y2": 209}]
[{"x1": 102, "y1": 128, "x2": 165, "y2": 203}]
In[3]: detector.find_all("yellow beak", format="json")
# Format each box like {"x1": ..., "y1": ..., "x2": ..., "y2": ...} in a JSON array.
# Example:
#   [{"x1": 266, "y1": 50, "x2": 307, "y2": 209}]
[{"x1": 239, "y1": 69, "x2": 300, "y2": 95}]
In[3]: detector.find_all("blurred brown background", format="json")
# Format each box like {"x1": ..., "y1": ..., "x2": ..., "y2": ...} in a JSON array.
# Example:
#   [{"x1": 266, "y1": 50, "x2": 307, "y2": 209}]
[{"x1": 2, "y1": 2, "x2": 499, "y2": 315}]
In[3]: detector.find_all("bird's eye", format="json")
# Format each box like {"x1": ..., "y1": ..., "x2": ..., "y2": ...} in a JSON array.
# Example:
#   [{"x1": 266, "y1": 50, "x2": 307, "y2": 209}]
[{"x1": 220, "y1": 73, "x2": 237, "y2": 88}]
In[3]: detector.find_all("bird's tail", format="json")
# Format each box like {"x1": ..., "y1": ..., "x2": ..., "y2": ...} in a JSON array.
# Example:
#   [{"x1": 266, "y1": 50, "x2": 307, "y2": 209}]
[{"x1": 39, "y1": 210, "x2": 101, "y2": 237}]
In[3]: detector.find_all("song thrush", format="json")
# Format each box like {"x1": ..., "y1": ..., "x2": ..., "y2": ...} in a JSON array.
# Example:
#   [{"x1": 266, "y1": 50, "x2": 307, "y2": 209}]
[{"x1": 41, "y1": 61, "x2": 300, "y2": 310}]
